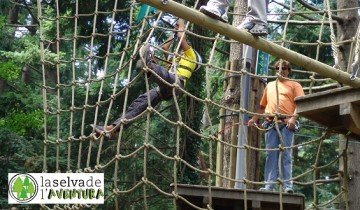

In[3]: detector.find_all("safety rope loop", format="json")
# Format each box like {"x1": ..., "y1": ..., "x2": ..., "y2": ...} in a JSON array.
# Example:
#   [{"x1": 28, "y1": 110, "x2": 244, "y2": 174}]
[{"x1": 350, "y1": 23, "x2": 360, "y2": 80}]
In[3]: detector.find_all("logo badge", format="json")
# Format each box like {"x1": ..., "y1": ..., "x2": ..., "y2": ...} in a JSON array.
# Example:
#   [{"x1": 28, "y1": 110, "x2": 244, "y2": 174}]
[{"x1": 8, "y1": 173, "x2": 38, "y2": 203}]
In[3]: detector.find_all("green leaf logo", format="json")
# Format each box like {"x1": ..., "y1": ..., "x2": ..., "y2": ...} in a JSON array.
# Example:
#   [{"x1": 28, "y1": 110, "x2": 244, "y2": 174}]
[{"x1": 9, "y1": 174, "x2": 38, "y2": 203}]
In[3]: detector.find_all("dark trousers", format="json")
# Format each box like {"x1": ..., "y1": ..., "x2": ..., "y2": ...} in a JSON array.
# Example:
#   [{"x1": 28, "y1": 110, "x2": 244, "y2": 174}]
[{"x1": 111, "y1": 63, "x2": 184, "y2": 127}]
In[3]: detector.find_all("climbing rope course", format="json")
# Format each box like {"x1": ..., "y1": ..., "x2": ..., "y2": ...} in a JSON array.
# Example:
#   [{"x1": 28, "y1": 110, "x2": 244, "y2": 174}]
[{"x1": 33, "y1": 0, "x2": 359, "y2": 209}]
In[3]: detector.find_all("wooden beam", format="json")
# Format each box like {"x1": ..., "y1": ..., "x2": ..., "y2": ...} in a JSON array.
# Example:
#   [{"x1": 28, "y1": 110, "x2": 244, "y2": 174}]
[
  {"x1": 295, "y1": 87, "x2": 360, "y2": 113},
  {"x1": 139, "y1": 0, "x2": 360, "y2": 88},
  {"x1": 340, "y1": 103, "x2": 360, "y2": 129},
  {"x1": 252, "y1": 200, "x2": 261, "y2": 210},
  {"x1": 173, "y1": 184, "x2": 305, "y2": 209},
  {"x1": 340, "y1": 103, "x2": 360, "y2": 136}
]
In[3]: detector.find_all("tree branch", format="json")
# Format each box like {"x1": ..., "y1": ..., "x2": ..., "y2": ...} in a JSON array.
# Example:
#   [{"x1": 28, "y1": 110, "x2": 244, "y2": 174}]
[
  {"x1": 271, "y1": 0, "x2": 316, "y2": 21},
  {"x1": 296, "y1": 0, "x2": 343, "y2": 23},
  {"x1": 22, "y1": 0, "x2": 39, "y2": 25}
]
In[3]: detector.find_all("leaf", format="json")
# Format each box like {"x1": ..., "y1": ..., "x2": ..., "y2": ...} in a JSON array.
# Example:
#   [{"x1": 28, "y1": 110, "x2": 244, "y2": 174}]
[{"x1": 0, "y1": 61, "x2": 20, "y2": 81}]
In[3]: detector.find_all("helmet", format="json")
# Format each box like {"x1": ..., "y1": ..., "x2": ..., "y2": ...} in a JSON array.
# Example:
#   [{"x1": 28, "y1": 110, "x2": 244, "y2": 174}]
[{"x1": 161, "y1": 14, "x2": 178, "y2": 28}]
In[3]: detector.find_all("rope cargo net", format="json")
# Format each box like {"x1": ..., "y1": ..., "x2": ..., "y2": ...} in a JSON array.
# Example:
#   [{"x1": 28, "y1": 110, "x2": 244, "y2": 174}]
[{"x1": 33, "y1": 0, "x2": 359, "y2": 209}]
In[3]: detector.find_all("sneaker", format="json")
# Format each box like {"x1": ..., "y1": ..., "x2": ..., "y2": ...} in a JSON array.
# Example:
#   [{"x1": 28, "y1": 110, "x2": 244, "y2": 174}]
[
  {"x1": 138, "y1": 44, "x2": 153, "y2": 68},
  {"x1": 237, "y1": 18, "x2": 268, "y2": 36},
  {"x1": 283, "y1": 187, "x2": 294, "y2": 194},
  {"x1": 90, "y1": 124, "x2": 117, "y2": 139},
  {"x1": 199, "y1": 3, "x2": 228, "y2": 23}
]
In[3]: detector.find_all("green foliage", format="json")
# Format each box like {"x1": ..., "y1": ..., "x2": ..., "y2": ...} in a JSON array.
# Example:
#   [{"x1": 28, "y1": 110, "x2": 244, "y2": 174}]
[
  {"x1": 0, "y1": 16, "x2": 5, "y2": 30},
  {"x1": 0, "y1": 110, "x2": 43, "y2": 136},
  {"x1": 0, "y1": 36, "x2": 42, "y2": 65},
  {"x1": 0, "y1": 88, "x2": 43, "y2": 136},
  {"x1": 0, "y1": 128, "x2": 43, "y2": 207},
  {"x1": 0, "y1": 61, "x2": 20, "y2": 81}
]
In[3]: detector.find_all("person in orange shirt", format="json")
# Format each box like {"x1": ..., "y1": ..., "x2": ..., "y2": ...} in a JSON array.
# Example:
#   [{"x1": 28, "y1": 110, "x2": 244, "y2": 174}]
[{"x1": 248, "y1": 59, "x2": 304, "y2": 193}]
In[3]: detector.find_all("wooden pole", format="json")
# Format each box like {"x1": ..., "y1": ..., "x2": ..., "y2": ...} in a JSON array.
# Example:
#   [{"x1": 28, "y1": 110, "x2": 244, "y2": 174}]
[{"x1": 139, "y1": 0, "x2": 360, "y2": 88}]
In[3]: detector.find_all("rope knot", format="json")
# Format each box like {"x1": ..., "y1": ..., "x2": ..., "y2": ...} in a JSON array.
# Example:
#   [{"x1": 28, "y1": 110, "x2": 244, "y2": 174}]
[
  {"x1": 94, "y1": 165, "x2": 102, "y2": 170},
  {"x1": 120, "y1": 118, "x2": 128, "y2": 124},
  {"x1": 174, "y1": 155, "x2": 181, "y2": 161},
  {"x1": 204, "y1": 98, "x2": 211, "y2": 103},
  {"x1": 177, "y1": 121, "x2": 184, "y2": 127},
  {"x1": 242, "y1": 177, "x2": 248, "y2": 184},
  {"x1": 278, "y1": 144, "x2": 285, "y2": 151},
  {"x1": 142, "y1": 177, "x2": 148, "y2": 184},
  {"x1": 115, "y1": 154, "x2": 121, "y2": 160},
  {"x1": 171, "y1": 191, "x2": 179, "y2": 199},
  {"x1": 113, "y1": 188, "x2": 119, "y2": 195},
  {"x1": 144, "y1": 143, "x2": 150, "y2": 148},
  {"x1": 210, "y1": 135, "x2": 218, "y2": 142},
  {"x1": 147, "y1": 107, "x2": 154, "y2": 112}
]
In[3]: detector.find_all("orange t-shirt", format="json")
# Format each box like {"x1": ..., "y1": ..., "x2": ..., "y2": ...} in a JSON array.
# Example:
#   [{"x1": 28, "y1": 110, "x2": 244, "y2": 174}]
[{"x1": 260, "y1": 80, "x2": 304, "y2": 115}]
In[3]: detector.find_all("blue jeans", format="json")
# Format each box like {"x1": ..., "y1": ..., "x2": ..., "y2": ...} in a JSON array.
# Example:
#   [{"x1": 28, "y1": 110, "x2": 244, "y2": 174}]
[{"x1": 264, "y1": 124, "x2": 294, "y2": 189}]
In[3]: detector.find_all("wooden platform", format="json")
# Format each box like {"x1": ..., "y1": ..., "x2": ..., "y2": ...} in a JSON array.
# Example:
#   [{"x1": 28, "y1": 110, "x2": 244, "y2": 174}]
[
  {"x1": 173, "y1": 184, "x2": 305, "y2": 210},
  {"x1": 295, "y1": 87, "x2": 360, "y2": 138}
]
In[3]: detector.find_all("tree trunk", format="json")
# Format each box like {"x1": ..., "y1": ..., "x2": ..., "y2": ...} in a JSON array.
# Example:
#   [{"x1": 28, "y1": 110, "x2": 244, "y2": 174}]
[
  {"x1": 21, "y1": 66, "x2": 31, "y2": 84},
  {"x1": 0, "y1": 78, "x2": 5, "y2": 94},
  {"x1": 219, "y1": 0, "x2": 247, "y2": 188},
  {"x1": 247, "y1": 67, "x2": 263, "y2": 189},
  {"x1": 337, "y1": 0, "x2": 359, "y2": 209},
  {"x1": 45, "y1": 41, "x2": 58, "y2": 93},
  {"x1": 7, "y1": 0, "x2": 19, "y2": 24},
  {"x1": 337, "y1": 0, "x2": 359, "y2": 71}
]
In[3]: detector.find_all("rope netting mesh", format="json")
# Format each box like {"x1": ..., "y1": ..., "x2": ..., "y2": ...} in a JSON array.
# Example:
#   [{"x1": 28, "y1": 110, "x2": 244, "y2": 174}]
[{"x1": 35, "y1": 0, "x2": 359, "y2": 209}]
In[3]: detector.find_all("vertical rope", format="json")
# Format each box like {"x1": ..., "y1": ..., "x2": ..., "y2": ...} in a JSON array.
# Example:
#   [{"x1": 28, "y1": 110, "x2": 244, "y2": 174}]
[
  {"x1": 312, "y1": 137, "x2": 324, "y2": 208},
  {"x1": 350, "y1": 23, "x2": 360, "y2": 79},
  {"x1": 205, "y1": 33, "x2": 221, "y2": 208},
  {"x1": 55, "y1": 0, "x2": 61, "y2": 172},
  {"x1": 77, "y1": 0, "x2": 99, "y2": 171},
  {"x1": 324, "y1": 0, "x2": 340, "y2": 69},
  {"x1": 309, "y1": 13, "x2": 327, "y2": 94},
  {"x1": 88, "y1": 0, "x2": 119, "y2": 167},
  {"x1": 37, "y1": 0, "x2": 48, "y2": 173},
  {"x1": 112, "y1": 2, "x2": 149, "y2": 209},
  {"x1": 67, "y1": 0, "x2": 79, "y2": 173}
]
